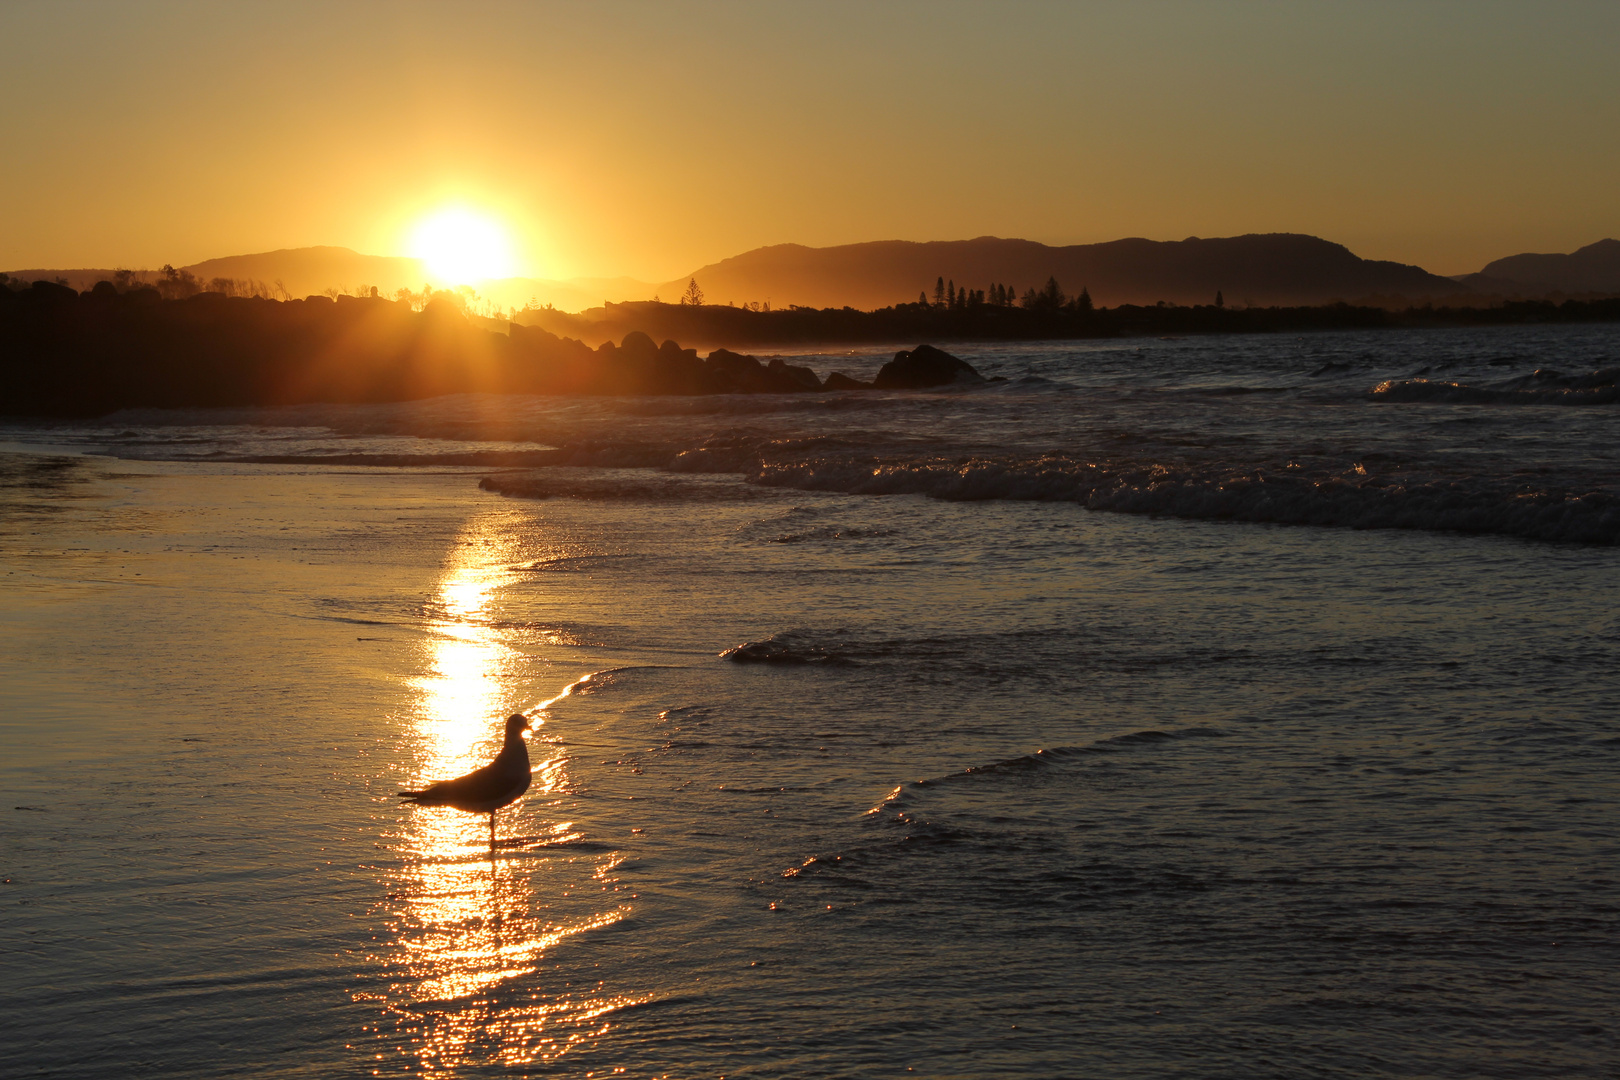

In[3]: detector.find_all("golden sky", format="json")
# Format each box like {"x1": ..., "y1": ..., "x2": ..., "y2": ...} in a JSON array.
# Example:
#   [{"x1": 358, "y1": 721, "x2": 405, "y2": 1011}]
[{"x1": 3, "y1": 1, "x2": 1616, "y2": 279}]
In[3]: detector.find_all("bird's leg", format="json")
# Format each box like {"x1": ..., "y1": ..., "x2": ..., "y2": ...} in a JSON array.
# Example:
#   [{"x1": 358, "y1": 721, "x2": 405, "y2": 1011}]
[{"x1": 489, "y1": 810, "x2": 497, "y2": 853}]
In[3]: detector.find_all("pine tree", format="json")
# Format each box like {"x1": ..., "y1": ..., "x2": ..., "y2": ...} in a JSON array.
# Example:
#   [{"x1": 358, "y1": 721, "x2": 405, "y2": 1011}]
[
  {"x1": 681, "y1": 278, "x2": 704, "y2": 306},
  {"x1": 1215, "y1": 290, "x2": 1224, "y2": 308},
  {"x1": 934, "y1": 277, "x2": 946, "y2": 307},
  {"x1": 1078, "y1": 286, "x2": 1092, "y2": 312}
]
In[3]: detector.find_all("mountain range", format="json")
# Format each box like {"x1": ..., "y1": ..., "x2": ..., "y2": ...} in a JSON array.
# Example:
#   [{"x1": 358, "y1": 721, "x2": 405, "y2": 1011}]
[
  {"x1": 655, "y1": 234, "x2": 1468, "y2": 309},
  {"x1": 7, "y1": 233, "x2": 1619, "y2": 313},
  {"x1": 1451, "y1": 239, "x2": 1620, "y2": 296}
]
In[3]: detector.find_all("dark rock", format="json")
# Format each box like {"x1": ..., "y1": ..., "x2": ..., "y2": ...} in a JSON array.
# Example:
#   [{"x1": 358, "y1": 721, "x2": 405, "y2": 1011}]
[
  {"x1": 659, "y1": 338, "x2": 698, "y2": 363},
  {"x1": 767, "y1": 356, "x2": 823, "y2": 391},
  {"x1": 618, "y1": 330, "x2": 658, "y2": 359},
  {"x1": 703, "y1": 348, "x2": 775, "y2": 393},
  {"x1": 594, "y1": 331, "x2": 706, "y2": 395},
  {"x1": 28, "y1": 280, "x2": 79, "y2": 304},
  {"x1": 823, "y1": 371, "x2": 872, "y2": 390},
  {"x1": 872, "y1": 344, "x2": 984, "y2": 389},
  {"x1": 705, "y1": 347, "x2": 759, "y2": 377}
]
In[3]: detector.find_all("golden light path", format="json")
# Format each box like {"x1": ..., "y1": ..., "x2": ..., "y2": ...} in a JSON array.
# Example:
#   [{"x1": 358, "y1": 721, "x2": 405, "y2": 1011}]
[{"x1": 375, "y1": 511, "x2": 642, "y2": 1074}]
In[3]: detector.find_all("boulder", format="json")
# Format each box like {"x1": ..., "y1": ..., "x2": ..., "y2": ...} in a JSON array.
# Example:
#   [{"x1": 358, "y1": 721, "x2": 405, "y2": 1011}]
[
  {"x1": 823, "y1": 371, "x2": 872, "y2": 390},
  {"x1": 659, "y1": 338, "x2": 698, "y2": 364},
  {"x1": 704, "y1": 348, "x2": 774, "y2": 393},
  {"x1": 767, "y1": 356, "x2": 823, "y2": 391},
  {"x1": 618, "y1": 330, "x2": 659, "y2": 360},
  {"x1": 872, "y1": 344, "x2": 984, "y2": 389},
  {"x1": 28, "y1": 279, "x2": 79, "y2": 304}
]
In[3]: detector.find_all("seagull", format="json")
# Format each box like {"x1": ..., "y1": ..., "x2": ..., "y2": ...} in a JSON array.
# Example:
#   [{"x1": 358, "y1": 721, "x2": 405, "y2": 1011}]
[{"x1": 399, "y1": 713, "x2": 534, "y2": 851}]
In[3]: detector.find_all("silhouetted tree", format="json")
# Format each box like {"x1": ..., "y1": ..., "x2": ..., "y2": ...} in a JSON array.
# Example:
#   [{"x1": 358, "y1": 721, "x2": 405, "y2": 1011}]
[
  {"x1": 156, "y1": 264, "x2": 202, "y2": 300},
  {"x1": 1077, "y1": 286, "x2": 1092, "y2": 312},
  {"x1": 934, "y1": 277, "x2": 946, "y2": 307},
  {"x1": 1215, "y1": 290, "x2": 1224, "y2": 308},
  {"x1": 681, "y1": 278, "x2": 705, "y2": 306},
  {"x1": 918, "y1": 291, "x2": 929, "y2": 306}
]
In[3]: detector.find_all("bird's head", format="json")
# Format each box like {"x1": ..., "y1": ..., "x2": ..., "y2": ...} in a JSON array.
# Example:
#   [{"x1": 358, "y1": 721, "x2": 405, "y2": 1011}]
[{"x1": 505, "y1": 713, "x2": 534, "y2": 739}]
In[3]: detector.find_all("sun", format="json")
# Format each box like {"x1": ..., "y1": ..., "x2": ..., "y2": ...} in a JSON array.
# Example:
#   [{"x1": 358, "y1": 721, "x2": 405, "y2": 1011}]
[{"x1": 409, "y1": 208, "x2": 517, "y2": 284}]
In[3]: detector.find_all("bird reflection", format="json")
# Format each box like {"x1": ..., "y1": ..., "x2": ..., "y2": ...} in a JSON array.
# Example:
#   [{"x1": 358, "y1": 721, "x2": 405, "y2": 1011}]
[{"x1": 371, "y1": 513, "x2": 642, "y2": 1073}]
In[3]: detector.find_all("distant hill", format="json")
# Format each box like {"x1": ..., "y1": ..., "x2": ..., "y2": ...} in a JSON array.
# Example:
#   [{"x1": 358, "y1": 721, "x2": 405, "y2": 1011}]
[
  {"x1": 1453, "y1": 239, "x2": 1620, "y2": 295},
  {"x1": 6, "y1": 233, "x2": 1493, "y2": 312},
  {"x1": 182, "y1": 247, "x2": 426, "y2": 297},
  {"x1": 0, "y1": 267, "x2": 158, "y2": 292},
  {"x1": 656, "y1": 233, "x2": 1470, "y2": 309},
  {"x1": 0, "y1": 247, "x2": 428, "y2": 299},
  {"x1": 1, "y1": 248, "x2": 656, "y2": 311},
  {"x1": 481, "y1": 275, "x2": 656, "y2": 313}
]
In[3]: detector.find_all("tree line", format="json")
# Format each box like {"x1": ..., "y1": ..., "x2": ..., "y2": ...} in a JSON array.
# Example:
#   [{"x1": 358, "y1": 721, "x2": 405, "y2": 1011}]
[{"x1": 918, "y1": 275, "x2": 1095, "y2": 313}]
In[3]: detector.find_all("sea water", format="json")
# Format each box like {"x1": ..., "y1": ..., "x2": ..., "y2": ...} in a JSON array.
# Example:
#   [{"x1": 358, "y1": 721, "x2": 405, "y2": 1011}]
[{"x1": 1, "y1": 325, "x2": 1616, "y2": 1078}]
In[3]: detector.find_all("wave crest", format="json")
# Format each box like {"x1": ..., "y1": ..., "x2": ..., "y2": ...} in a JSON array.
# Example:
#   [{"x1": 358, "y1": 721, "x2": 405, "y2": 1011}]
[
  {"x1": 1372, "y1": 367, "x2": 1619, "y2": 405},
  {"x1": 747, "y1": 455, "x2": 1619, "y2": 545}
]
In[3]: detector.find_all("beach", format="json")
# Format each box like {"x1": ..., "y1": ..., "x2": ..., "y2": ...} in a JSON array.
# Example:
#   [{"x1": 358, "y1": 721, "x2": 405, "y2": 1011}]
[{"x1": 2, "y1": 326, "x2": 1617, "y2": 1077}]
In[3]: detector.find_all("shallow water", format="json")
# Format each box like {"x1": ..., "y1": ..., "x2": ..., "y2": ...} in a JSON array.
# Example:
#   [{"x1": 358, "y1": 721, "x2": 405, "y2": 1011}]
[{"x1": 1, "y1": 325, "x2": 1617, "y2": 1077}]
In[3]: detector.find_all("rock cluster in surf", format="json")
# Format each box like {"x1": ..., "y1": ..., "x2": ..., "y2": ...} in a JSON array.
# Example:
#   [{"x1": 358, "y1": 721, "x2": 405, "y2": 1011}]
[{"x1": 0, "y1": 279, "x2": 990, "y2": 415}]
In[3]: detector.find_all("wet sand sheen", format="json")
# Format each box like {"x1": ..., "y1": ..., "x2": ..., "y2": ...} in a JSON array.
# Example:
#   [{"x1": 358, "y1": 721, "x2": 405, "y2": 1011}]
[
  {"x1": 2, "y1": 450, "x2": 1616, "y2": 1077},
  {"x1": 0, "y1": 463, "x2": 648, "y2": 1074}
]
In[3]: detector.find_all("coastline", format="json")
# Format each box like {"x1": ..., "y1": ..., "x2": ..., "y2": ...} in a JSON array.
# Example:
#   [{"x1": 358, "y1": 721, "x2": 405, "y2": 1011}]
[{"x1": 4, "y1": 278, "x2": 1619, "y2": 417}]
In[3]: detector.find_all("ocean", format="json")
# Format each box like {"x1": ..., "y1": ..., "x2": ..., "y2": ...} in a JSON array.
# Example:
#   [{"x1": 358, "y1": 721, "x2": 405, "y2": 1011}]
[{"x1": 1, "y1": 324, "x2": 1616, "y2": 1078}]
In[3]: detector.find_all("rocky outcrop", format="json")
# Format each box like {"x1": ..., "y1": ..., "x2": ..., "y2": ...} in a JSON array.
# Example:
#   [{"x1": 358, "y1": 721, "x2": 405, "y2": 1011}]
[
  {"x1": 704, "y1": 348, "x2": 824, "y2": 393},
  {"x1": 3, "y1": 284, "x2": 1022, "y2": 415},
  {"x1": 768, "y1": 356, "x2": 822, "y2": 391},
  {"x1": 872, "y1": 344, "x2": 984, "y2": 389}
]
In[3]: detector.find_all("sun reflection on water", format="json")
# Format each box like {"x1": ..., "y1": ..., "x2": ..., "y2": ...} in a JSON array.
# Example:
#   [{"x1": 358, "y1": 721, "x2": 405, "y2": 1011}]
[{"x1": 369, "y1": 513, "x2": 643, "y2": 1073}]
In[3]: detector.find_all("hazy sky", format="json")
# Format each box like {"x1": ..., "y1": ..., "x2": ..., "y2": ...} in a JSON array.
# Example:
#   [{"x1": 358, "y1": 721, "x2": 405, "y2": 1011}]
[{"x1": 3, "y1": 0, "x2": 1616, "y2": 279}]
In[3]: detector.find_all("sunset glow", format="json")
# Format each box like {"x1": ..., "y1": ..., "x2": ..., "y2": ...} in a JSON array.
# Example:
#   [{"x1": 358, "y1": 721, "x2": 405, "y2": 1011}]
[{"x1": 410, "y1": 208, "x2": 517, "y2": 285}]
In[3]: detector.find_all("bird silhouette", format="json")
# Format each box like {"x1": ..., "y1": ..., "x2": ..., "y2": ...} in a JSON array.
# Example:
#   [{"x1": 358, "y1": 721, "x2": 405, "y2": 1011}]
[{"x1": 399, "y1": 713, "x2": 533, "y2": 851}]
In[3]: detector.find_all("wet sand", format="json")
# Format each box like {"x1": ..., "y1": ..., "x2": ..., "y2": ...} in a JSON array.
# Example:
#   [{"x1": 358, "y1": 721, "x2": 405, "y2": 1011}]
[{"x1": 3, "y1": 444, "x2": 1617, "y2": 1078}]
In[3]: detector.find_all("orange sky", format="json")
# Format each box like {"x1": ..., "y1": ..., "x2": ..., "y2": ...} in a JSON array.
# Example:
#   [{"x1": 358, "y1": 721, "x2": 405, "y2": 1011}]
[{"x1": 3, "y1": 1, "x2": 1616, "y2": 279}]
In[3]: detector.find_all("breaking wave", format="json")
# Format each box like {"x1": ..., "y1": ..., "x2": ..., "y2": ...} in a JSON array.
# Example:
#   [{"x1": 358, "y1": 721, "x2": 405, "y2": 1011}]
[
  {"x1": 1372, "y1": 367, "x2": 1619, "y2": 405},
  {"x1": 478, "y1": 471, "x2": 765, "y2": 501},
  {"x1": 748, "y1": 455, "x2": 1620, "y2": 545},
  {"x1": 720, "y1": 633, "x2": 860, "y2": 666},
  {"x1": 476, "y1": 446, "x2": 1620, "y2": 544}
]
